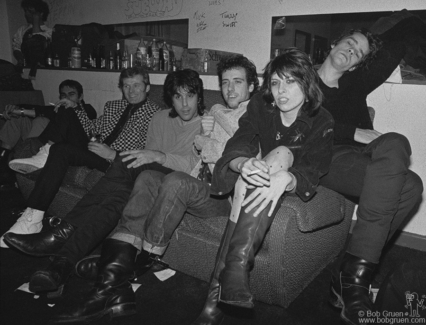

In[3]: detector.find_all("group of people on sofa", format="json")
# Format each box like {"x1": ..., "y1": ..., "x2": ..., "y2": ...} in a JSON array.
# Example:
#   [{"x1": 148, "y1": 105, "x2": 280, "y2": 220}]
[{"x1": 0, "y1": 8, "x2": 425, "y2": 325}]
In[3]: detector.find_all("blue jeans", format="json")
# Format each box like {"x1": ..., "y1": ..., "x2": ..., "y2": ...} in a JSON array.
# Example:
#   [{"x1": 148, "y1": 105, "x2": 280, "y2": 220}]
[
  {"x1": 320, "y1": 132, "x2": 423, "y2": 263},
  {"x1": 111, "y1": 171, "x2": 231, "y2": 255}
]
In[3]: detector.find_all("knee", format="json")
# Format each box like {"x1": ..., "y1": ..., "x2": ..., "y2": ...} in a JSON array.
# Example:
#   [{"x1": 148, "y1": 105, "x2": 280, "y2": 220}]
[
  {"x1": 162, "y1": 171, "x2": 190, "y2": 189},
  {"x1": 377, "y1": 133, "x2": 412, "y2": 156},
  {"x1": 264, "y1": 145, "x2": 294, "y2": 170},
  {"x1": 407, "y1": 171, "x2": 424, "y2": 202}
]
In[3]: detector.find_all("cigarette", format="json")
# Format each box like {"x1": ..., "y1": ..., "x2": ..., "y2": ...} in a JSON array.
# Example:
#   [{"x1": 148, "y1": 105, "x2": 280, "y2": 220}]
[
  {"x1": 248, "y1": 169, "x2": 261, "y2": 176},
  {"x1": 49, "y1": 102, "x2": 56, "y2": 106}
]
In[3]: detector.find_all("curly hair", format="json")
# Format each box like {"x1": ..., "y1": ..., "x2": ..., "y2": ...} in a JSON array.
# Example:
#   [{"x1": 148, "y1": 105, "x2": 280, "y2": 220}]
[
  {"x1": 163, "y1": 69, "x2": 206, "y2": 118},
  {"x1": 330, "y1": 28, "x2": 383, "y2": 70},
  {"x1": 21, "y1": 0, "x2": 50, "y2": 21},
  {"x1": 261, "y1": 47, "x2": 324, "y2": 116},
  {"x1": 217, "y1": 55, "x2": 259, "y2": 95}
]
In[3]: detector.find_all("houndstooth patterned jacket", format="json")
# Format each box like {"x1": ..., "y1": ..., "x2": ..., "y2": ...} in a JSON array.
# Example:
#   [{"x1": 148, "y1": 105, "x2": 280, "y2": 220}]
[{"x1": 78, "y1": 98, "x2": 161, "y2": 151}]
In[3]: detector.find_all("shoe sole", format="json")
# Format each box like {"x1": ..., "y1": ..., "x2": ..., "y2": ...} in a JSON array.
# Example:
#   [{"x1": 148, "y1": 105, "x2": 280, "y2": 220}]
[
  {"x1": 218, "y1": 284, "x2": 254, "y2": 309},
  {"x1": 48, "y1": 302, "x2": 137, "y2": 324},
  {"x1": 8, "y1": 163, "x2": 41, "y2": 174},
  {"x1": 30, "y1": 270, "x2": 60, "y2": 292}
]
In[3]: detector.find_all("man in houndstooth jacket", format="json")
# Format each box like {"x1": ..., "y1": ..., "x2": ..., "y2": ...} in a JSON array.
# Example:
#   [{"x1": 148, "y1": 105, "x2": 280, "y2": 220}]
[{"x1": 1, "y1": 66, "x2": 160, "y2": 247}]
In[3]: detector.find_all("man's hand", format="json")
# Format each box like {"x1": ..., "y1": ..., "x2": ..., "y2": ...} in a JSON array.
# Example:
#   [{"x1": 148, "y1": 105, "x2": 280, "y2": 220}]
[
  {"x1": 88, "y1": 142, "x2": 116, "y2": 160},
  {"x1": 120, "y1": 149, "x2": 166, "y2": 168},
  {"x1": 354, "y1": 128, "x2": 382, "y2": 144},
  {"x1": 241, "y1": 170, "x2": 292, "y2": 217},
  {"x1": 3, "y1": 105, "x2": 21, "y2": 120},
  {"x1": 53, "y1": 98, "x2": 78, "y2": 112},
  {"x1": 201, "y1": 115, "x2": 215, "y2": 136}
]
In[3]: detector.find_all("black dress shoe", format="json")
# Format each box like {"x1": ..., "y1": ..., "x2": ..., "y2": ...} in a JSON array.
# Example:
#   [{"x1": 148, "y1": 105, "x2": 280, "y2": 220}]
[
  {"x1": 4, "y1": 217, "x2": 75, "y2": 256},
  {"x1": 75, "y1": 249, "x2": 166, "y2": 281},
  {"x1": 30, "y1": 255, "x2": 74, "y2": 297}
]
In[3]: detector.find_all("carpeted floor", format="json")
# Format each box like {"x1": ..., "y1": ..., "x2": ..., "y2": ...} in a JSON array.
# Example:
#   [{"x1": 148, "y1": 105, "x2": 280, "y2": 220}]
[{"x1": 1, "y1": 186, "x2": 425, "y2": 325}]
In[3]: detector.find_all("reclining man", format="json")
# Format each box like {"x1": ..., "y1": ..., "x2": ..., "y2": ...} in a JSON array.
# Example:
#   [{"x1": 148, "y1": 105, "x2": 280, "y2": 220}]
[
  {"x1": 1, "y1": 66, "x2": 160, "y2": 247},
  {"x1": 0, "y1": 79, "x2": 96, "y2": 189},
  {"x1": 5, "y1": 57, "x2": 258, "y2": 323},
  {"x1": 316, "y1": 10, "x2": 424, "y2": 325}
]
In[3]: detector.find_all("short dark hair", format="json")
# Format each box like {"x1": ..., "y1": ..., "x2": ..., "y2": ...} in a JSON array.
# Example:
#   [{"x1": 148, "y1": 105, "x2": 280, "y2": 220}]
[
  {"x1": 118, "y1": 66, "x2": 150, "y2": 89},
  {"x1": 261, "y1": 47, "x2": 323, "y2": 116},
  {"x1": 217, "y1": 55, "x2": 259, "y2": 96},
  {"x1": 59, "y1": 79, "x2": 83, "y2": 97},
  {"x1": 163, "y1": 69, "x2": 205, "y2": 118},
  {"x1": 331, "y1": 28, "x2": 383, "y2": 70},
  {"x1": 21, "y1": 0, "x2": 49, "y2": 21}
]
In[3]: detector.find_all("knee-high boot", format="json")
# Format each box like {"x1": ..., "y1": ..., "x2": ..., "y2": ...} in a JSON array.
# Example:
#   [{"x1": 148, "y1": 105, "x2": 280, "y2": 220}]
[
  {"x1": 50, "y1": 238, "x2": 137, "y2": 324},
  {"x1": 219, "y1": 190, "x2": 283, "y2": 309},
  {"x1": 330, "y1": 252, "x2": 377, "y2": 325},
  {"x1": 191, "y1": 219, "x2": 237, "y2": 325}
]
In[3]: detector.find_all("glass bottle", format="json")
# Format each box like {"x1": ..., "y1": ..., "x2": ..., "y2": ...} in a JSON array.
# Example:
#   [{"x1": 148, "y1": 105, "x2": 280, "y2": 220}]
[
  {"x1": 122, "y1": 49, "x2": 129, "y2": 69},
  {"x1": 108, "y1": 51, "x2": 114, "y2": 70},
  {"x1": 162, "y1": 42, "x2": 170, "y2": 72},
  {"x1": 115, "y1": 43, "x2": 122, "y2": 70},
  {"x1": 151, "y1": 38, "x2": 160, "y2": 71},
  {"x1": 136, "y1": 37, "x2": 147, "y2": 67}
]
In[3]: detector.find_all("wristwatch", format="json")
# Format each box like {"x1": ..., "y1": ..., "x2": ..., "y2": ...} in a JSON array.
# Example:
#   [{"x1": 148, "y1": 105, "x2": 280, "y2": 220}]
[{"x1": 20, "y1": 108, "x2": 25, "y2": 117}]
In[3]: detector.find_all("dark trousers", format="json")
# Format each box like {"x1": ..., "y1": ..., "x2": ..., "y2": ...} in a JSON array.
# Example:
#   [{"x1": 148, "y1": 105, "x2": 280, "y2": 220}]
[
  {"x1": 26, "y1": 143, "x2": 110, "y2": 211},
  {"x1": 320, "y1": 132, "x2": 423, "y2": 263},
  {"x1": 57, "y1": 156, "x2": 174, "y2": 264},
  {"x1": 26, "y1": 107, "x2": 109, "y2": 211},
  {"x1": 38, "y1": 108, "x2": 89, "y2": 148}
]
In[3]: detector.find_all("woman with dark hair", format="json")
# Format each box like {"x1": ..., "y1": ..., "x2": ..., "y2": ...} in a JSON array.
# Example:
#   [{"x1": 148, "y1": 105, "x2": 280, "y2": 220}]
[{"x1": 193, "y1": 48, "x2": 334, "y2": 324}]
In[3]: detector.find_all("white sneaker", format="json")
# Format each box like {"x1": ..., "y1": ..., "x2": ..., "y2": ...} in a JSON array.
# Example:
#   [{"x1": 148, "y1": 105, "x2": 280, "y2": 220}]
[
  {"x1": 0, "y1": 208, "x2": 44, "y2": 248},
  {"x1": 9, "y1": 143, "x2": 51, "y2": 174}
]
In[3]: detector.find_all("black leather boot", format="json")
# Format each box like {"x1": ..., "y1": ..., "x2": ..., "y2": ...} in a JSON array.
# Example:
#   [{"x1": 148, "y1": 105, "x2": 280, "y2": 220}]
[
  {"x1": 75, "y1": 249, "x2": 161, "y2": 281},
  {"x1": 49, "y1": 238, "x2": 137, "y2": 324},
  {"x1": 4, "y1": 217, "x2": 75, "y2": 256},
  {"x1": 330, "y1": 252, "x2": 377, "y2": 325},
  {"x1": 191, "y1": 219, "x2": 237, "y2": 325},
  {"x1": 29, "y1": 255, "x2": 74, "y2": 298},
  {"x1": 219, "y1": 191, "x2": 283, "y2": 309}
]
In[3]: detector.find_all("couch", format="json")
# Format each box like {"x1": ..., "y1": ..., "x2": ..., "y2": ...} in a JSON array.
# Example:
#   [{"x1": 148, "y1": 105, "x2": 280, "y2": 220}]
[{"x1": 15, "y1": 84, "x2": 355, "y2": 308}]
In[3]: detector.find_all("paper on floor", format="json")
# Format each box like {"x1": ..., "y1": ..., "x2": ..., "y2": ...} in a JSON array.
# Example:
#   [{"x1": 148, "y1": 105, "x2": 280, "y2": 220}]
[
  {"x1": 154, "y1": 268, "x2": 176, "y2": 281},
  {"x1": 16, "y1": 283, "x2": 34, "y2": 294}
]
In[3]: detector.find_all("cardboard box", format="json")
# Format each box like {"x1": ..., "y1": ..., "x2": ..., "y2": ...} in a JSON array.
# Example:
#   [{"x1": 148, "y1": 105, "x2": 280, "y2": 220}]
[{"x1": 181, "y1": 49, "x2": 241, "y2": 73}]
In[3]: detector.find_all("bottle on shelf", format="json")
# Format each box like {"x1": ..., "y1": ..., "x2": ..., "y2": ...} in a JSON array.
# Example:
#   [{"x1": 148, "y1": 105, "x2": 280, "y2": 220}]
[
  {"x1": 122, "y1": 48, "x2": 129, "y2": 69},
  {"x1": 115, "y1": 43, "x2": 122, "y2": 70},
  {"x1": 162, "y1": 42, "x2": 170, "y2": 72},
  {"x1": 151, "y1": 38, "x2": 160, "y2": 71},
  {"x1": 203, "y1": 54, "x2": 209, "y2": 73},
  {"x1": 108, "y1": 51, "x2": 114, "y2": 70},
  {"x1": 159, "y1": 45, "x2": 164, "y2": 71},
  {"x1": 136, "y1": 37, "x2": 147, "y2": 67},
  {"x1": 98, "y1": 45, "x2": 106, "y2": 69},
  {"x1": 45, "y1": 42, "x2": 53, "y2": 67},
  {"x1": 53, "y1": 52, "x2": 60, "y2": 67},
  {"x1": 91, "y1": 47, "x2": 97, "y2": 68},
  {"x1": 146, "y1": 39, "x2": 152, "y2": 70}
]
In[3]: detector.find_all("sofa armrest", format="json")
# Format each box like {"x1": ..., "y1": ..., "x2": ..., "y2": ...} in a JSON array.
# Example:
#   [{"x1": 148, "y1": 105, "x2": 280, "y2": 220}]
[{"x1": 283, "y1": 186, "x2": 350, "y2": 232}]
